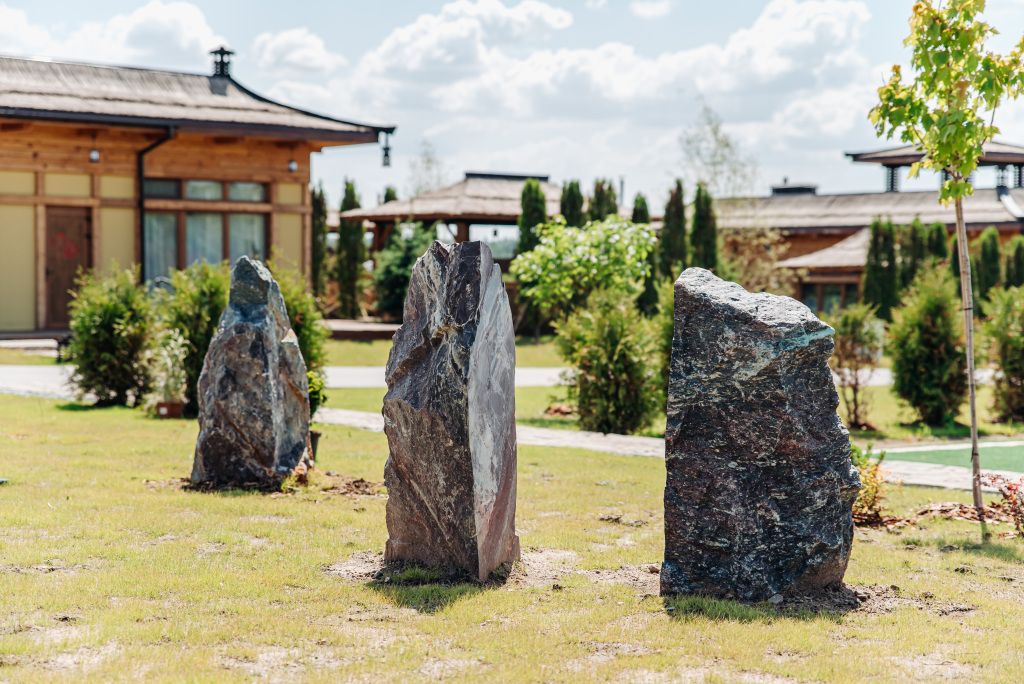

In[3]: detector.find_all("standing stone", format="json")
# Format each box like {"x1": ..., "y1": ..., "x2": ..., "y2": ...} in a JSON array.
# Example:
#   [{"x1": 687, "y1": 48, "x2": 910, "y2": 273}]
[
  {"x1": 661, "y1": 268, "x2": 860, "y2": 600},
  {"x1": 383, "y1": 241, "x2": 520, "y2": 582},
  {"x1": 191, "y1": 257, "x2": 311, "y2": 486}
]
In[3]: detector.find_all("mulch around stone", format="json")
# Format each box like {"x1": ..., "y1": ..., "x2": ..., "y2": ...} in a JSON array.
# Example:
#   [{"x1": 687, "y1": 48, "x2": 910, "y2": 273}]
[
  {"x1": 853, "y1": 511, "x2": 916, "y2": 529},
  {"x1": 916, "y1": 501, "x2": 1016, "y2": 525}
]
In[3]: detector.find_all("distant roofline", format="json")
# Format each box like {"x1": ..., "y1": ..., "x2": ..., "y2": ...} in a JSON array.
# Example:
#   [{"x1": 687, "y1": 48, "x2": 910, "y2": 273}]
[
  {"x1": 464, "y1": 171, "x2": 550, "y2": 182},
  {"x1": 845, "y1": 140, "x2": 1024, "y2": 167}
]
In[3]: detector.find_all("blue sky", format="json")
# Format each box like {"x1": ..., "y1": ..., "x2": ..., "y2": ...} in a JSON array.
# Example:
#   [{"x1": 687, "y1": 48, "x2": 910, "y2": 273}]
[{"x1": 4, "y1": 0, "x2": 1024, "y2": 210}]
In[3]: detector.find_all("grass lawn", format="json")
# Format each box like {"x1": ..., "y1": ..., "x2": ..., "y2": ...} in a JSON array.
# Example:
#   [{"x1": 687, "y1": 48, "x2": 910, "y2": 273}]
[
  {"x1": 0, "y1": 349, "x2": 56, "y2": 366},
  {"x1": 3, "y1": 394, "x2": 1024, "y2": 681},
  {"x1": 323, "y1": 337, "x2": 563, "y2": 368},
  {"x1": 881, "y1": 445, "x2": 1024, "y2": 473}
]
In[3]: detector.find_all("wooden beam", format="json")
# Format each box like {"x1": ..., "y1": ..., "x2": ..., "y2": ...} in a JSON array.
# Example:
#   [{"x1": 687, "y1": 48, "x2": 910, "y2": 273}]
[
  {"x1": 268, "y1": 182, "x2": 279, "y2": 263},
  {"x1": 0, "y1": 194, "x2": 135, "y2": 209},
  {"x1": 302, "y1": 182, "x2": 312, "y2": 286},
  {"x1": 35, "y1": 170, "x2": 45, "y2": 330}
]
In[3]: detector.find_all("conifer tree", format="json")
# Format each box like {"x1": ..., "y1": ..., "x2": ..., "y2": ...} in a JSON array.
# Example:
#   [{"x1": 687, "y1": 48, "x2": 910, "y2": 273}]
[
  {"x1": 383, "y1": 186, "x2": 398, "y2": 204},
  {"x1": 862, "y1": 217, "x2": 899, "y2": 321},
  {"x1": 660, "y1": 179, "x2": 686, "y2": 279},
  {"x1": 335, "y1": 179, "x2": 365, "y2": 319},
  {"x1": 590, "y1": 179, "x2": 617, "y2": 222},
  {"x1": 899, "y1": 217, "x2": 928, "y2": 290},
  {"x1": 310, "y1": 183, "x2": 328, "y2": 295},
  {"x1": 560, "y1": 181, "x2": 584, "y2": 227},
  {"x1": 517, "y1": 178, "x2": 547, "y2": 255},
  {"x1": 977, "y1": 226, "x2": 1002, "y2": 300},
  {"x1": 1006, "y1": 235, "x2": 1024, "y2": 288},
  {"x1": 631, "y1": 193, "x2": 650, "y2": 223},
  {"x1": 950, "y1": 237, "x2": 981, "y2": 309},
  {"x1": 927, "y1": 221, "x2": 949, "y2": 260},
  {"x1": 690, "y1": 183, "x2": 718, "y2": 272}
]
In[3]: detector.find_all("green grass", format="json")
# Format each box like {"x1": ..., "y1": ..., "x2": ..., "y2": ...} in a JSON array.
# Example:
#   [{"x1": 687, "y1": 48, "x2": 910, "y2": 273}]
[
  {"x1": 0, "y1": 348, "x2": 57, "y2": 365},
  {"x1": 324, "y1": 338, "x2": 563, "y2": 368},
  {"x1": 2, "y1": 394, "x2": 1024, "y2": 681},
  {"x1": 881, "y1": 445, "x2": 1024, "y2": 473}
]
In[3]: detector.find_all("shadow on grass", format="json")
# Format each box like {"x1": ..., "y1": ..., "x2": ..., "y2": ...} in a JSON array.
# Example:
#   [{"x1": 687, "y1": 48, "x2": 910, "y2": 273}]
[
  {"x1": 55, "y1": 402, "x2": 96, "y2": 412},
  {"x1": 663, "y1": 592, "x2": 849, "y2": 624},
  {"x1": 516, "y1": 417, "x2": 579, "y2": 431},
  {"x1": 366, "y1": 562, "x2": 510, "y2": 614},
  {"x1": 905, "y1": 534, "x2": 1024, "y2": 563}
]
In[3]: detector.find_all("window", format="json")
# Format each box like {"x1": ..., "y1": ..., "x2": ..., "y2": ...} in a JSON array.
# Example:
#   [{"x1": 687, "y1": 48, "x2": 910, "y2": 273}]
[
  {"x1": 801, "y1": 283, "x2": 818, "y2": 314},
  {"x1": 822, "y1": 284, "x2": 842, "y2": 316},
  {"x1": 186, "y1": 213, "x2": 223, "y2": 265},
  {"x1": 185, "y1": 180, "x2": 223, "y2": 200},
  {"x1": 144, "y1": 213, "x2": 177, "y2": 285},
  {"x1": 229, "y1": 214, "x2": 266, "y2": 262},
  {"x1": 144, "y1": 179, "x2": 180, "y2": 198},
  {"x1": 844, "y1": 283, "x2": 859, "y2": 307},
  {"x1": 228, "y1": 182, "x2": 266, "y2": 202}
]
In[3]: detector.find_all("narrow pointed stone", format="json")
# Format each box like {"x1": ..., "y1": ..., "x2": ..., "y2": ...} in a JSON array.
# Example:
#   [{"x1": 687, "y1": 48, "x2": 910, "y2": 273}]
[
  {"x1": 382, "y1": 240, "x2": 520, "y2": 582},
  {"x1": 661, "y1": 268, "x2": 861, "y2": 600},
  {"x1": 191, "y1": 257, "x2": 311, "y2": 486}
]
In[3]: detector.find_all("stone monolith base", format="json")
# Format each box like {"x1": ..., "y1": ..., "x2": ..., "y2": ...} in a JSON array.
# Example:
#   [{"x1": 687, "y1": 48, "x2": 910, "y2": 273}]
[
  {"x1": 191, "y1": 257, "x2": 311, "y2": 486},
  {"x1": 661, "y1": 268, "x2": 860, "y2": 601},
  {"x1": 382, "y1": 241, "x2": 520, "y2": 582}
]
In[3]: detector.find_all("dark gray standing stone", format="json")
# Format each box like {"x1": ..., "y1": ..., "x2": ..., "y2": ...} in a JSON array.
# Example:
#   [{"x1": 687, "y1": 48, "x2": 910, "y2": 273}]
[
  {"x1": 661, "y1": 268, "x2": 860, "y2": 600},
  {"x1": 382, "y1": 240, "x2": 520, "y2": 582},
  {"x1": 191, "y1": 257, "x2": 311, "y2": 486}
]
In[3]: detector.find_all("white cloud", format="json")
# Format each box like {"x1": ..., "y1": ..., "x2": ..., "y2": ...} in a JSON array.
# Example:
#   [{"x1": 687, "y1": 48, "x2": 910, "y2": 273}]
[
  {"x1": 585, "y1": 0, "x2": 608, "y2": 9},
  {"x1": 0, "y1": 5, "x2": 52, "y2": 53},
  {"x1": 629, "y1": 0, "x2": 673, "y2": 19},
  {"x1": 251, "y1": 28, "x2": 346, "y2": 76}
]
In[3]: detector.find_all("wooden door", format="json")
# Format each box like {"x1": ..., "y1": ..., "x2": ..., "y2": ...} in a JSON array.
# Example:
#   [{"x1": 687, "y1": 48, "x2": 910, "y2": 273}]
[{"x1": 46, "y1": 207, "x2": 91, "y2": 328}]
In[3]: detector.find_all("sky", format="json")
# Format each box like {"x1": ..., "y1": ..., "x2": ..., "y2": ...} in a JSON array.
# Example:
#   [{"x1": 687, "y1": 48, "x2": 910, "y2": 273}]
[{"x1": 4, "y1": 0, "x2": 1024, "y2": 210}]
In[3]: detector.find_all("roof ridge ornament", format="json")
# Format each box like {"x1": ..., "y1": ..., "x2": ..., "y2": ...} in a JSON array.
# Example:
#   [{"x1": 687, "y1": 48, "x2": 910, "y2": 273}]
[{"x1": 210, "y1": 46, "x2": 234, "y2": 77}]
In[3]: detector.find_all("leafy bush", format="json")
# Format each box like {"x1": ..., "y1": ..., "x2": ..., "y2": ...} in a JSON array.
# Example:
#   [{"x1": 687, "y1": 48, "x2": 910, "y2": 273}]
[
  {"x1": 307, "y1": 370, "x2": 326, "y2": 419},
  {"x1": 850, "y1": 444, "x2": 889, "y2": 521},
  {"x1": 68, "y1": 266, "x2": 155, "y2": 407},
  {"x1": 273, "y1": 265, "x2": 328, "y2": 374},
  {"x1": 982, "y1": 285, "x2": 1024, "y2": 422},
  {"x1": 826, "y1": 303, "x2": 883, "y2": 429},
  {"x1": 887, "y1": 267, "x2": 967, "y2": 425},
  {"x1": 372, "y1": 224, "x2": 435, "y2": 320},
  {"x1": 160, "y1": 261, "x2": 230, "y2": 415},
  {"x1": 653, "y1": 278, "x2": 675, "y2": 396},
  {"x1": 554, "y1": 289, "x2": 661, "y2": 435},
  {"x1": 511, "y1": 216, "x2": 655, "y2": 319},
  {"x1": 151, "y1": 328, "x2": 188, "y2": 404}
]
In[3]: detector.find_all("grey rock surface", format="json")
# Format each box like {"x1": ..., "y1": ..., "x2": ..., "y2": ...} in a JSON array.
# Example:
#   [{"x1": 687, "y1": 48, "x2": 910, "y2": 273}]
[
  {"x1": 661, "y1": 268, "x2": 860, "y2": 600},
  {"x1": 191, "y1": 257, "x2": 311, "y2": 485},
  {"x1": 382, "y1": 240, "x2": 520, "y2": 582}
]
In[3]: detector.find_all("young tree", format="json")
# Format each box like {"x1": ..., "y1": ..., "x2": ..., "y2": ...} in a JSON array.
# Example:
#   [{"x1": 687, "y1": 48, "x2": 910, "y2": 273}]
[
  {"x1": 335, "y1": 179, "x2": 365, "y2": 319},
  {"x1": 660, "y1": 179, "x2": 687, "y2": 279},
  {"x1": 1006, "y1": 235, "x2": 1024, "y2": 288},
  {"x1": 310, "y1": 183, "x2": 328, "y2": 295},
  {"x1": 899, "y1": 218, "x2": 928, "y2": 290},
  {"x1": 690, "y1": 183, "x2": 718, "y2": 272},
  {"x1": 407, "y1": 140, "x2": 448, "y2": 197},
  {"x1": 827, "y1": 304, "x2": 883, "y2": 430},
  {"x1": 927, "y1": 221, "x2": 950, "y2": 260},
  {"x1": 631, "y1": 193, "x2": 650, "y2": 223},
  {"x1": 560, "y1": 181, "x2": 585, "y2": 227},
  {"x1": 680, "y1": 103, "x2": 757, "y2": 199},
  {"x1": 871, "y1": 0, "x2": 1024, "y2": 528},
  {"x1": 590, "y1": 179, "x2": 618, "y2": 222},
  {"x1": 862, "y1": 218, "x2": 899, "y2": 321},
  {"x1": 977, "y1": 226, "x2": 1002, "y2": 300},
  {"x1": 517, "y1": 178, "x2": 547, "y2": 255},
  {"x1": 383, "y1": 186, "x2": 398, "y2": 204}
]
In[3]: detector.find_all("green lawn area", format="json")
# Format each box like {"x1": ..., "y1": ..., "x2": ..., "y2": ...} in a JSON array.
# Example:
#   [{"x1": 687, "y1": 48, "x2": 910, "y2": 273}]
[
  {"x1": 0, "y1": 348, "x2": 56, "y2": 365},
  {"x1": 323, "y1": 337, "x2": 563, "y2": 368},
  {"x1": 882, "y1": 445, "x2": 1024, "y2": 473},
  {"x1": 2, "y1": 394, "x2": 1024, "y2": 681}
]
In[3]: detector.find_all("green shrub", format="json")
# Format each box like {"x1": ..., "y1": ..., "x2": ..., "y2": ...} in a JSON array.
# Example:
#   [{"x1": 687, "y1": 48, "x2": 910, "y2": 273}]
[
  {"x1": 554, "y1": 289, "x2": 661, "y2": 435},
  {"x1": 982, "y1": 285, "x2": 1024, "y2": 422},
  {"x1": 150, "y1": 328, "x2": 188, "y2": 404},
  {"x1": 898, "y1": 218, "x2": 928, "y2": 290},
  {"x1": 1006, "y1": 235, "x2": 1024, "y2": 288},
  {"x1": 517, "y1": 177, "x2": 547, "y2": 255},
  {"x1": 653, "y1": 278, "x2": 675, "y2": 397},
  {"x1": 826, "y1": 303, "x2": 883, "y2": 429},
  {"x1": 68, "y1": 266, "x2": 155, "y2": 407},
  {"x1": 863, "y1": 217, "x2": 899, "y2": 321},
  {"x1": 160, "y1": 261, "x2": 230, "y2": 415},
  {"x1": 976, "y1": 226, "x2": 1002, "y2": 301},
  {"x1": 887, "y1": 267, "x2": 967, "y2": 425},
  {"x1": 850, "y1": 444, "x2": 889, "y2": 520},
  {"x1": 372, "y1": 224, "x2": 435, "y2": 321},
  {"x1": 273, "y1": 265, "x2": 328, "y2": 374},
  {"x1": 307, "y1": 370, "x2": 327, "y2": 419}
]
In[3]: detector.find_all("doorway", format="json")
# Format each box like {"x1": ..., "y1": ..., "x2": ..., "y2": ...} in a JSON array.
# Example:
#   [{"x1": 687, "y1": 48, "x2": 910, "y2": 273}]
[{"x1": 46, "y1": 206, "x2": 91, "y2": 328}]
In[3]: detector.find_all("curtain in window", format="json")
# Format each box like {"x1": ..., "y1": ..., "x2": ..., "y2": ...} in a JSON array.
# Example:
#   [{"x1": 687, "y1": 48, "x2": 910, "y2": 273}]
[
  {"x1": 186, "y1": 213, "x2": 223, "y2": 265},
  {"x1": 184, "y1": 180, "x2": 223, "y2": 200},
  {"x1": 229, "y1": 214, "x2": 266, "y2": 263},
  {"x1": 143, "y1": 213, "x2": 176, "y2": 285}
]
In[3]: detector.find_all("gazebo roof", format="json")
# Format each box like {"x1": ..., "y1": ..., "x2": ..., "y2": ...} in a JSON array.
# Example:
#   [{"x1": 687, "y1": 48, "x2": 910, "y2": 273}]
[{"x1": 845, "y1": 140, "x2": 1024, "y2": 167}]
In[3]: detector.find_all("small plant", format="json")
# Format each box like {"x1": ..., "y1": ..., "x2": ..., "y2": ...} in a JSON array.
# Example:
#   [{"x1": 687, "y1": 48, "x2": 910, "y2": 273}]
[
  {"x1": 826, "y1": 303, "x2": 883, "y2": 430},
  {"x1": 67, "y1": 265, "x2": 155, "y2": 407},
  {"x1": 272, "y1": 264, "x2": 329, "y2": 374},
  {"x1": 307, "y1": 370, "x2": 327, "y2": 419},
  {"x1": 151, "y1": 328, "x2": 188, "y2": 404},
  {"x1": 850, "y1": 443, "x2": 889, "y2": 521},
  {"x1": 982, "y1": 285, "x2": 1024, "y2": 422},
  {"x1": 554, "y1": 289, "x2": 661, "y2": 435},
  {"x1": 887, "y1": 267, "x2": 967, "y2": 425},
  {"x1": 980, "y1": 473, "x2": 1024, "y2": 536}
]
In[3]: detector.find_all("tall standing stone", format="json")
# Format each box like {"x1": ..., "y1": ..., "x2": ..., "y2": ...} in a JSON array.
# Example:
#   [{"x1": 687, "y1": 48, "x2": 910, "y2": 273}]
[
  {"x1": 661, "y1": 268, "x2": 860, "y2": 600},
  {"x1": 191, "y1": 257, "x2": 311, "y2": 486},
  {"x1": 383, "y1": 240, "x2": 520, "y2": 582}
]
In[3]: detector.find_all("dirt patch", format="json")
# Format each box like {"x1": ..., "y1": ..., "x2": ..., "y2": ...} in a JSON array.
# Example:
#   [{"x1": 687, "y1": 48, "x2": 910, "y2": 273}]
[
  {"x1": 853, "y1": 511, "x2": 916, "y2": 529},
  {"x1": 583, "y1": 565, "x2": 661, "y2": 594},
  {"x1": 0, "y1": 562, "x2": 89, "y2": 574},
  {"x1": 246, "y1": 515, "x2": 294, "y2": 524},
  {"x1": 144, "y1": 474, "x2": 383, "y2": 497},
  {"x1": 511, "y1": 548, "x2": 581, "y2": 588},
  {"x1": 324, "y1": 551, "x2": 383, "y2": 582},
  {"x1": 416, "y1": 657, "x2": 483, "y2": 678},
  {"x1": 598, "y1": 513, "x2": 650, "y2": 527},
  {"x1": 891, "y1": 650, "x2": 976, "y2": 680},
  {"x1": 776, "y1": 584, "x2": 974, "y2": 616}
]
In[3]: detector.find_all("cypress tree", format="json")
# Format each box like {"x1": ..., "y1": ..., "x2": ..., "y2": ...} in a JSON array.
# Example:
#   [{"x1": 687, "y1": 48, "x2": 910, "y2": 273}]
[
  {"x1": 590, "y1": 179, "x2": 617, "y2": 222},
  {"x1": 1006, "y1": 235, "x2": 1024, "y2": 288},
  {"x1": 517, "y1": 178, "x2": 547, "y2": 255},
  {"x1": 927, "y1": 221, "x2": 949, "y2": 260},
  {"x1": 660, "y1": 179, "x2": 686, "y2": 279},
  {"x1": 690, "y1": 183, "x2": 718, "y2": 272},
  {"x1": 977, "y1": 226, "x2": 1002, "y2": 300},
  {"x1": 383, "y1": 186, "x2": 398, "y2": 204},
  {"x1": 335, "y1": 179, "x2": 365, "y2": 319},
  {"x1": 631, "y1": 193, "x2": 650, "y2": 223},
  {"x1": 862, "y1": 217, "x2": 899, "y2": 321},
  {"x1": 950, "y1": 237, "x2": 981, "y2": 311},
  {"x1": 899, "y1": 217, "x2": 928, "y2": 290},
  {"x1": 560, "y1": 181, "x2": 584, "y2": 227},
  {"x1": 310, "y1": 183, "x2": 328, "y2": 295}
]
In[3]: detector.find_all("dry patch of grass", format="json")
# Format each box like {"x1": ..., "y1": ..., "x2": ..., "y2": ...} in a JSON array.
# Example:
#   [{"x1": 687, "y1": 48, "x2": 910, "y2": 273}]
[{"x1": 2, "y1": 394, "x2": 1024, "y2": 682}]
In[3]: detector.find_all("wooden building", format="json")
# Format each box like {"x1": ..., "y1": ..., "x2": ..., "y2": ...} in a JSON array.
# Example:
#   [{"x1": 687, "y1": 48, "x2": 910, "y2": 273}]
[{"x1": 0, "y1": 49, "x2": 394, "y2": 333}]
